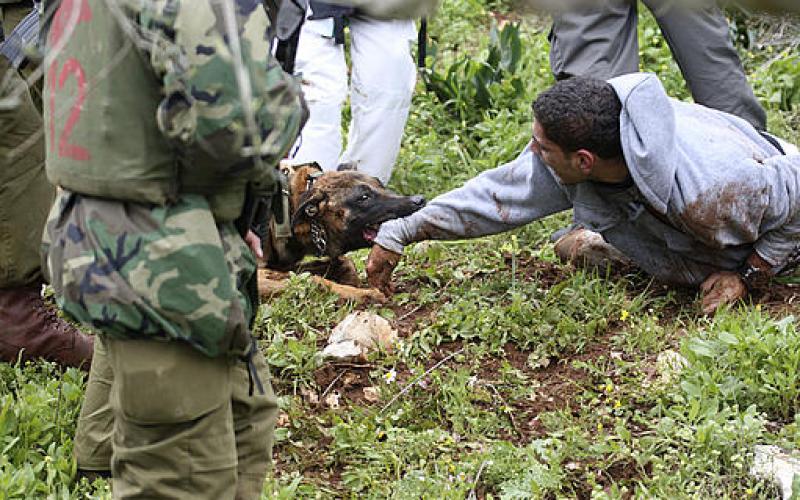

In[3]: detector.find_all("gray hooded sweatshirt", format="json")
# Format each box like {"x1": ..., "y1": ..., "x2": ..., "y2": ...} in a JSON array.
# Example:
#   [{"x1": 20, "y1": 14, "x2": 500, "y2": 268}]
[{"x1": 375, "y1": 73, "x2": 800, "y2": 286}]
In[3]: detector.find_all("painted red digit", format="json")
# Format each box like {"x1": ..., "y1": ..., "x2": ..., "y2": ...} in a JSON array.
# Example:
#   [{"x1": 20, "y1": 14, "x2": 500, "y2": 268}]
[
  {"x1": 48, "y1": 0, "x2": 93, "y2": 48},
  {"x1": 48, "y1": 63, "x2": 57, "y2": 152},
  {"x1": 47, "y1": 0, "x2": 93, "y2": 161},
  {"x1": 57, "y1": 58, "x2": 90, "y2": 161}
]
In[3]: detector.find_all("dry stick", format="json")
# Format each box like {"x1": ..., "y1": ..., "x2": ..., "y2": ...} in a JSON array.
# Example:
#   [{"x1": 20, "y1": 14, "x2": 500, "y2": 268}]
[
  {"x1": 319, "y1": 370, "x2": 347, "y2": 402},
  {"x1": 380, "y1": 347, "x2": 465, "y2": 414},
  {"x1": 483, "y1": 381, "x2": 521, "y2": 437},
  {"x1": 397, "y1": 304, "x2": 424, "y2": 322},
  {"x1": 467, "y1": 459, "x2": 491, "y2": 500}
]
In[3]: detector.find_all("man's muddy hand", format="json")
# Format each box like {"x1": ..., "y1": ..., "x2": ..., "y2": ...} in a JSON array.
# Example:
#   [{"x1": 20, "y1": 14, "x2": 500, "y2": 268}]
[
  {"x1": 367, "y1": 244, "x2": 402, "y2": 296},
  {"x1": 699, "y1": 271, "x2": 748, "y2": 315}
]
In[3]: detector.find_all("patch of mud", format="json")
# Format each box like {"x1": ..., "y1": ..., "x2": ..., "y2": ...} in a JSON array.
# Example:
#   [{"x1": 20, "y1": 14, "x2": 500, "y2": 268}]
[{"x1": 752, "y1": 281, "x2": 800, "y2": 314}]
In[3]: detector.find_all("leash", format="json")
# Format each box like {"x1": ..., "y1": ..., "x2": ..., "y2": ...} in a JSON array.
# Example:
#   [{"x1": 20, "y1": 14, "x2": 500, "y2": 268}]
[{"x1": 271, "y1": 163, "x2": 327, "y2": 258}]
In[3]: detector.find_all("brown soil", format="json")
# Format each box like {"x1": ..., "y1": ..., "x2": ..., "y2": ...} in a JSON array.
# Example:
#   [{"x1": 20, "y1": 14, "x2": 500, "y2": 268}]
[
  {"x1": 753, "y1": 281, "x2": 800, "y2": 314},
  {"x1": 278, "y1": 257, "x2": 800, "y2": 495}
]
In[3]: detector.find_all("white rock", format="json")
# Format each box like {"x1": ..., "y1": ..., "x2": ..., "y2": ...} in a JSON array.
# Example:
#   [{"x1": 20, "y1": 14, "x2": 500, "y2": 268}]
[
  {"x1": 323, "y1": 391, "x2": 341, "y2": 409},
  {"x1": 363, "y1": 386, "x2": 381, "y2": 403},
  {"x1": 322, "y1": 312, "x2": 398, "y2": 360},
  {"x1": 321, "y1": 340, "x2": 362, "y2": 360},
  {"x1": 751, "y1": 445, "x2": 800, "y2": 499}
]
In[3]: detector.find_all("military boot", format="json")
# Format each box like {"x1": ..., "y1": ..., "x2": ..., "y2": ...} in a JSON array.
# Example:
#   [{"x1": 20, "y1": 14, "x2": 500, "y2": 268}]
[{"x1": 0, "y1": 284, "x2": 94, "y2": 370}]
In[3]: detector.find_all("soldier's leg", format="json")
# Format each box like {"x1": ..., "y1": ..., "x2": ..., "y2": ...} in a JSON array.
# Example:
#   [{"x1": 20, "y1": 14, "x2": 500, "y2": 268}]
[
  {"x1": 288, "y1": 16, "x2": 349, "y2": 171},
  {"x1": 0, "y1": 56, "x2": 93, "y2": 368},
  {"x1": 644, "y1": 0, "x2": 767, "y2": 130},
  {"x1": 106, "y1": 338, "x2": 237, "y2": 500},
  {"x1": 339, "y1": 17, "x2": 416, "y2": 184},
  {"x1": 549, "y1": 0, "x2": 639, "y2": 81},
  {"x1": 0, "y1": 55, "x2": 49, "y2": 288},
  {"x1": 232, "y1": 349, "x2": 279, "y2": 500},
  {"x1": 74, "y1": 337, "x2": 113, "y2": 475}
]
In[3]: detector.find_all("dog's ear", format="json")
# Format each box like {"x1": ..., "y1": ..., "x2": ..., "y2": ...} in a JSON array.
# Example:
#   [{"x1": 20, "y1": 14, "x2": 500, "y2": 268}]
[{"x1": 292, "y1": 190, "x2": 327, "y2": 228}]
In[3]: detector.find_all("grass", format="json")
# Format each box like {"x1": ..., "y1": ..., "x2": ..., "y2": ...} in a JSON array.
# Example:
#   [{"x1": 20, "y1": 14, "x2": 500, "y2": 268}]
[{"x1": 2, "y1": 1, "x2": 800, "y2": 498}]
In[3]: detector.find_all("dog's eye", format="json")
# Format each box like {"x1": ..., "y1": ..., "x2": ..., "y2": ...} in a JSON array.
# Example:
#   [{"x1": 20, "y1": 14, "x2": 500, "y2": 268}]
[{"x1": 358, "y1": 193, "x2": 371, "y2": 203}]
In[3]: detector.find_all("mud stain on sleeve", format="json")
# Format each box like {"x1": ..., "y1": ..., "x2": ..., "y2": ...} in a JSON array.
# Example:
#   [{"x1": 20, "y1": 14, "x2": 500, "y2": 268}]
[{"x1": 492, "y1": 192, "x2": 511, "y2": 223}]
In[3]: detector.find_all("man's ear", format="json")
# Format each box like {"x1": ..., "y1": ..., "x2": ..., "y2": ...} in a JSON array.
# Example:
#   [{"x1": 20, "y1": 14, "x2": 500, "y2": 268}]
[
  {"x1": 575, "y1": 149, "x2": 596, "y2": 176},
  {"x1": 292, "y1": 191, "x2": 327, "y2": 229}
]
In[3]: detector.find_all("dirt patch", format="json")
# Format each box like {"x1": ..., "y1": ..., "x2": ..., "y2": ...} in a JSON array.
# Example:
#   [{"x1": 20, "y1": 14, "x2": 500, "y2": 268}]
[
  {"x1": 752, "y1": 281, "x2": 800, "y2": 314},
  {"x1": 313, "y1": 363, "x2": 376, "y2": 407},
  {"x1": 514, "y1": 256, "x2": 567, "y2": 288},
  {"x1": 473, "y1": 338, "x2": 613, "y2": 444}
]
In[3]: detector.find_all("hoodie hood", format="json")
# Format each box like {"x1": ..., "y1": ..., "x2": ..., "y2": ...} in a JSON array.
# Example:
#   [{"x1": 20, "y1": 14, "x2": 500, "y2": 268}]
[
  {"x1": 608, "y1": 73, "x2": 677, "y2": 213},
  {"x1": 607, "y1": 73, "x2": 782, "y2": 215}
]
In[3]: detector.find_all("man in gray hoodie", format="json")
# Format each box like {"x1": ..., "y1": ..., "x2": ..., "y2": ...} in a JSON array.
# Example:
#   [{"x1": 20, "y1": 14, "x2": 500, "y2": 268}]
[{"x1": 367, "y1": 74, "x2": 800, "y2": 314}]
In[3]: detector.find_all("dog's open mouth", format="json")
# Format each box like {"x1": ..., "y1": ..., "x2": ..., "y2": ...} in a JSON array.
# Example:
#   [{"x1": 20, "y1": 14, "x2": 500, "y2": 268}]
[{"x1": 362, "y1": 224, "x2": 381, "y2": 243}]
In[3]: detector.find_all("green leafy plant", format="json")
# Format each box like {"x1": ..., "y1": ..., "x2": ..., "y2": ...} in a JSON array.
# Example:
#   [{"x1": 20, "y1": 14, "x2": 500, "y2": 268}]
[{"x1": 423, "y1": 22, "x2": 524, "y2": 125}]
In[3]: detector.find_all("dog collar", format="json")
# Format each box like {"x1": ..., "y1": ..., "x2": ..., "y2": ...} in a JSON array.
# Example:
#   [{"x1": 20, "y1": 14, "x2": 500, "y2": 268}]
[{"x1": 309, "y1": 220, "x2": 327, "y2": 256}]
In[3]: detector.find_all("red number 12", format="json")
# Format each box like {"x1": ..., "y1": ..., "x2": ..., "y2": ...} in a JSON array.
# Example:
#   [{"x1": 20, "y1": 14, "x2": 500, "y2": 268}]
[{"x1": 48, "y1": 0, "x2": 92, "y2": 161}]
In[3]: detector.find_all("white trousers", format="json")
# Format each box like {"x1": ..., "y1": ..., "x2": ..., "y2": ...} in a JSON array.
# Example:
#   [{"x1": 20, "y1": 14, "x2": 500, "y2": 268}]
[{"x1": 289, "y1": 15, "x2": 417, "y2": 184}]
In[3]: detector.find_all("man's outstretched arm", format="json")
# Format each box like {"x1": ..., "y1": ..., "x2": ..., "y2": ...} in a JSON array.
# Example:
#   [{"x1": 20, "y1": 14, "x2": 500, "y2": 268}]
[{"x1": 368, "y1": 146, "x2": 572, "y2": 294}]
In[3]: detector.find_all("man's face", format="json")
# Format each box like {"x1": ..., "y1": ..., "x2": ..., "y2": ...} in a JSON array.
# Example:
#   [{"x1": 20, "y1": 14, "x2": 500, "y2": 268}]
[{"x1": 530, "y1": 121, "x2": 586, "y2": 185}]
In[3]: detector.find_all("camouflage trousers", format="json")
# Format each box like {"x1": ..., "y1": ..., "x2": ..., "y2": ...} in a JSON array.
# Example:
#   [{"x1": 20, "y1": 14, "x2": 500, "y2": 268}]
[
  {"x1": 42, "y1": 191, "x2": 256, "y2": 357},
  {"x1": 0, "y1": 51, "x2": 52, "y2": 288},
  {"x1": 75, "y1": 336, "x2": 278, "y2": 499},
  {"x1": 42, "y1": 191, "x2": 279, "y2": 497}
]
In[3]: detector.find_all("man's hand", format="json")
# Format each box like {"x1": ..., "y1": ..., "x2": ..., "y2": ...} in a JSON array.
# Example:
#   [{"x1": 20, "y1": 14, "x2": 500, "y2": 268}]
[
  {"x1": 366, "y1": 244, "x2": 402, "y2": 296},
  {"x1": 699, "y1": 271, "x2": 748, "y2": 315},
  {"x1": 245, "y1": 230, "x2": 264, "y2": 260}
]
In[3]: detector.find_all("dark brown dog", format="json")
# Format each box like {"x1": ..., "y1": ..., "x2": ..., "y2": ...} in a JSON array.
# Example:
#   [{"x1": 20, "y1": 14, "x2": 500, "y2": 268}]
[{"x1": 258, "y1": 162, "x2": 425, "y2": 301}]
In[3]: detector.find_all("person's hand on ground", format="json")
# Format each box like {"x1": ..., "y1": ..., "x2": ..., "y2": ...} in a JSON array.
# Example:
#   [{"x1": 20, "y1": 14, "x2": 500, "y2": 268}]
[
  {"x1": 367, "y1": 244, "x2": 402, "y2": 296},
  {"x1": 700, "y1": 271, "x2": 748, "y2": 315}
]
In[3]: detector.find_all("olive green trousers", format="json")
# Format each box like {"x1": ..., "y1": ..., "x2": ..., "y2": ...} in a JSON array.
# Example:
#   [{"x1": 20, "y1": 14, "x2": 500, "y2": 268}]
[
  {"x1": 75, "y1": 337, "x2": 278, "y2": 499},
  {"x1": 0, "y1": 51, "x2": 52, "y2": 289}
]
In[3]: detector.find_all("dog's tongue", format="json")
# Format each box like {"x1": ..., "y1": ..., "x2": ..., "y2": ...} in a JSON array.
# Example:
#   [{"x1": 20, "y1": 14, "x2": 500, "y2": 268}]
[{"x1": 363, "y1": 225, "x2": 380, "y2": 242}]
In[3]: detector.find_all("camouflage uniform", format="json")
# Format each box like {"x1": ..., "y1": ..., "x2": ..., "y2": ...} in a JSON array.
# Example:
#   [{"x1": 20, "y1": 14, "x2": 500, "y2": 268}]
[{"x1": 41, "y1": 0, "x2": 304, "y2": 497}]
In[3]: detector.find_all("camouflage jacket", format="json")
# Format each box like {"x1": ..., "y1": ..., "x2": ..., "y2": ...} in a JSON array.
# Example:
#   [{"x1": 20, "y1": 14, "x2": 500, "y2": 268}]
[
  {"x1": 45, "y1": 0, "x2": 306, "y2": 221},
  {"x1": 43, "y1": 192, "x2": 257, "y2": 358},
  {"x1": 42, "y1": 0, "x2": 305, "y2": 357}
]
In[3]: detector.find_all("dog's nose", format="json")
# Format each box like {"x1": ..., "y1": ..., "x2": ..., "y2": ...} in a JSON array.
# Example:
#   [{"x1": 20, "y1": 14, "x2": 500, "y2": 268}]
[{"x1": 411, "y1": 195, "x2": 426, "y2": 207}]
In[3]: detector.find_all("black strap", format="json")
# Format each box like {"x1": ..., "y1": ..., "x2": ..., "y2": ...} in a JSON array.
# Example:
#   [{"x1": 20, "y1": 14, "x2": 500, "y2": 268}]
[
  {"x1": 243, "y1": 337, "x2": 265, "y2": 397},
  {"x1": 759, "y1": 130, "x2": 786, "y2": 156},
  {"x1": 417, "y1": 17, "x2": 427, "y2": 69}
]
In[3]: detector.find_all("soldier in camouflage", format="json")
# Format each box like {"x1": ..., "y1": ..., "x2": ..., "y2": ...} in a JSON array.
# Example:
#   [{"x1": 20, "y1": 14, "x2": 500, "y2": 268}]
[
  {"x1": 0, "y1": 0, "x2": 94, "y2": 370},
  {"x1": 41, "y1": 0, "x2": 305, "y2": 497}
]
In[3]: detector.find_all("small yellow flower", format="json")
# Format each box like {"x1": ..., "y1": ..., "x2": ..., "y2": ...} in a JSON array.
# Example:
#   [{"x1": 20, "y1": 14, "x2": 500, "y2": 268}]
[
  {"x1": 605, "y1": 382, "x2": 614, "y2": 394},
  {"x1": 383, "y1": 369, "x2": 397, "y2": 384},
  {"x1": 746, "y1": 488, "x2": 754, "y2": 496},
  {"x1": 614, "y1": 400, "x2": 622, "y2": 409},
  {"x1": 597, "y1": 422, "x2": 604, "y2": 432},
  {"x1": 619, "y1": 309, "x2": 630, "y2": 322}
]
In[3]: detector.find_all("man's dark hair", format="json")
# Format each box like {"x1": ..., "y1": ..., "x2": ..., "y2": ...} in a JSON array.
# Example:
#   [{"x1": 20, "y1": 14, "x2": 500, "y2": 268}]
[{"x1": 532, "y1": 77, "x2": 623, "y2": 160}]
